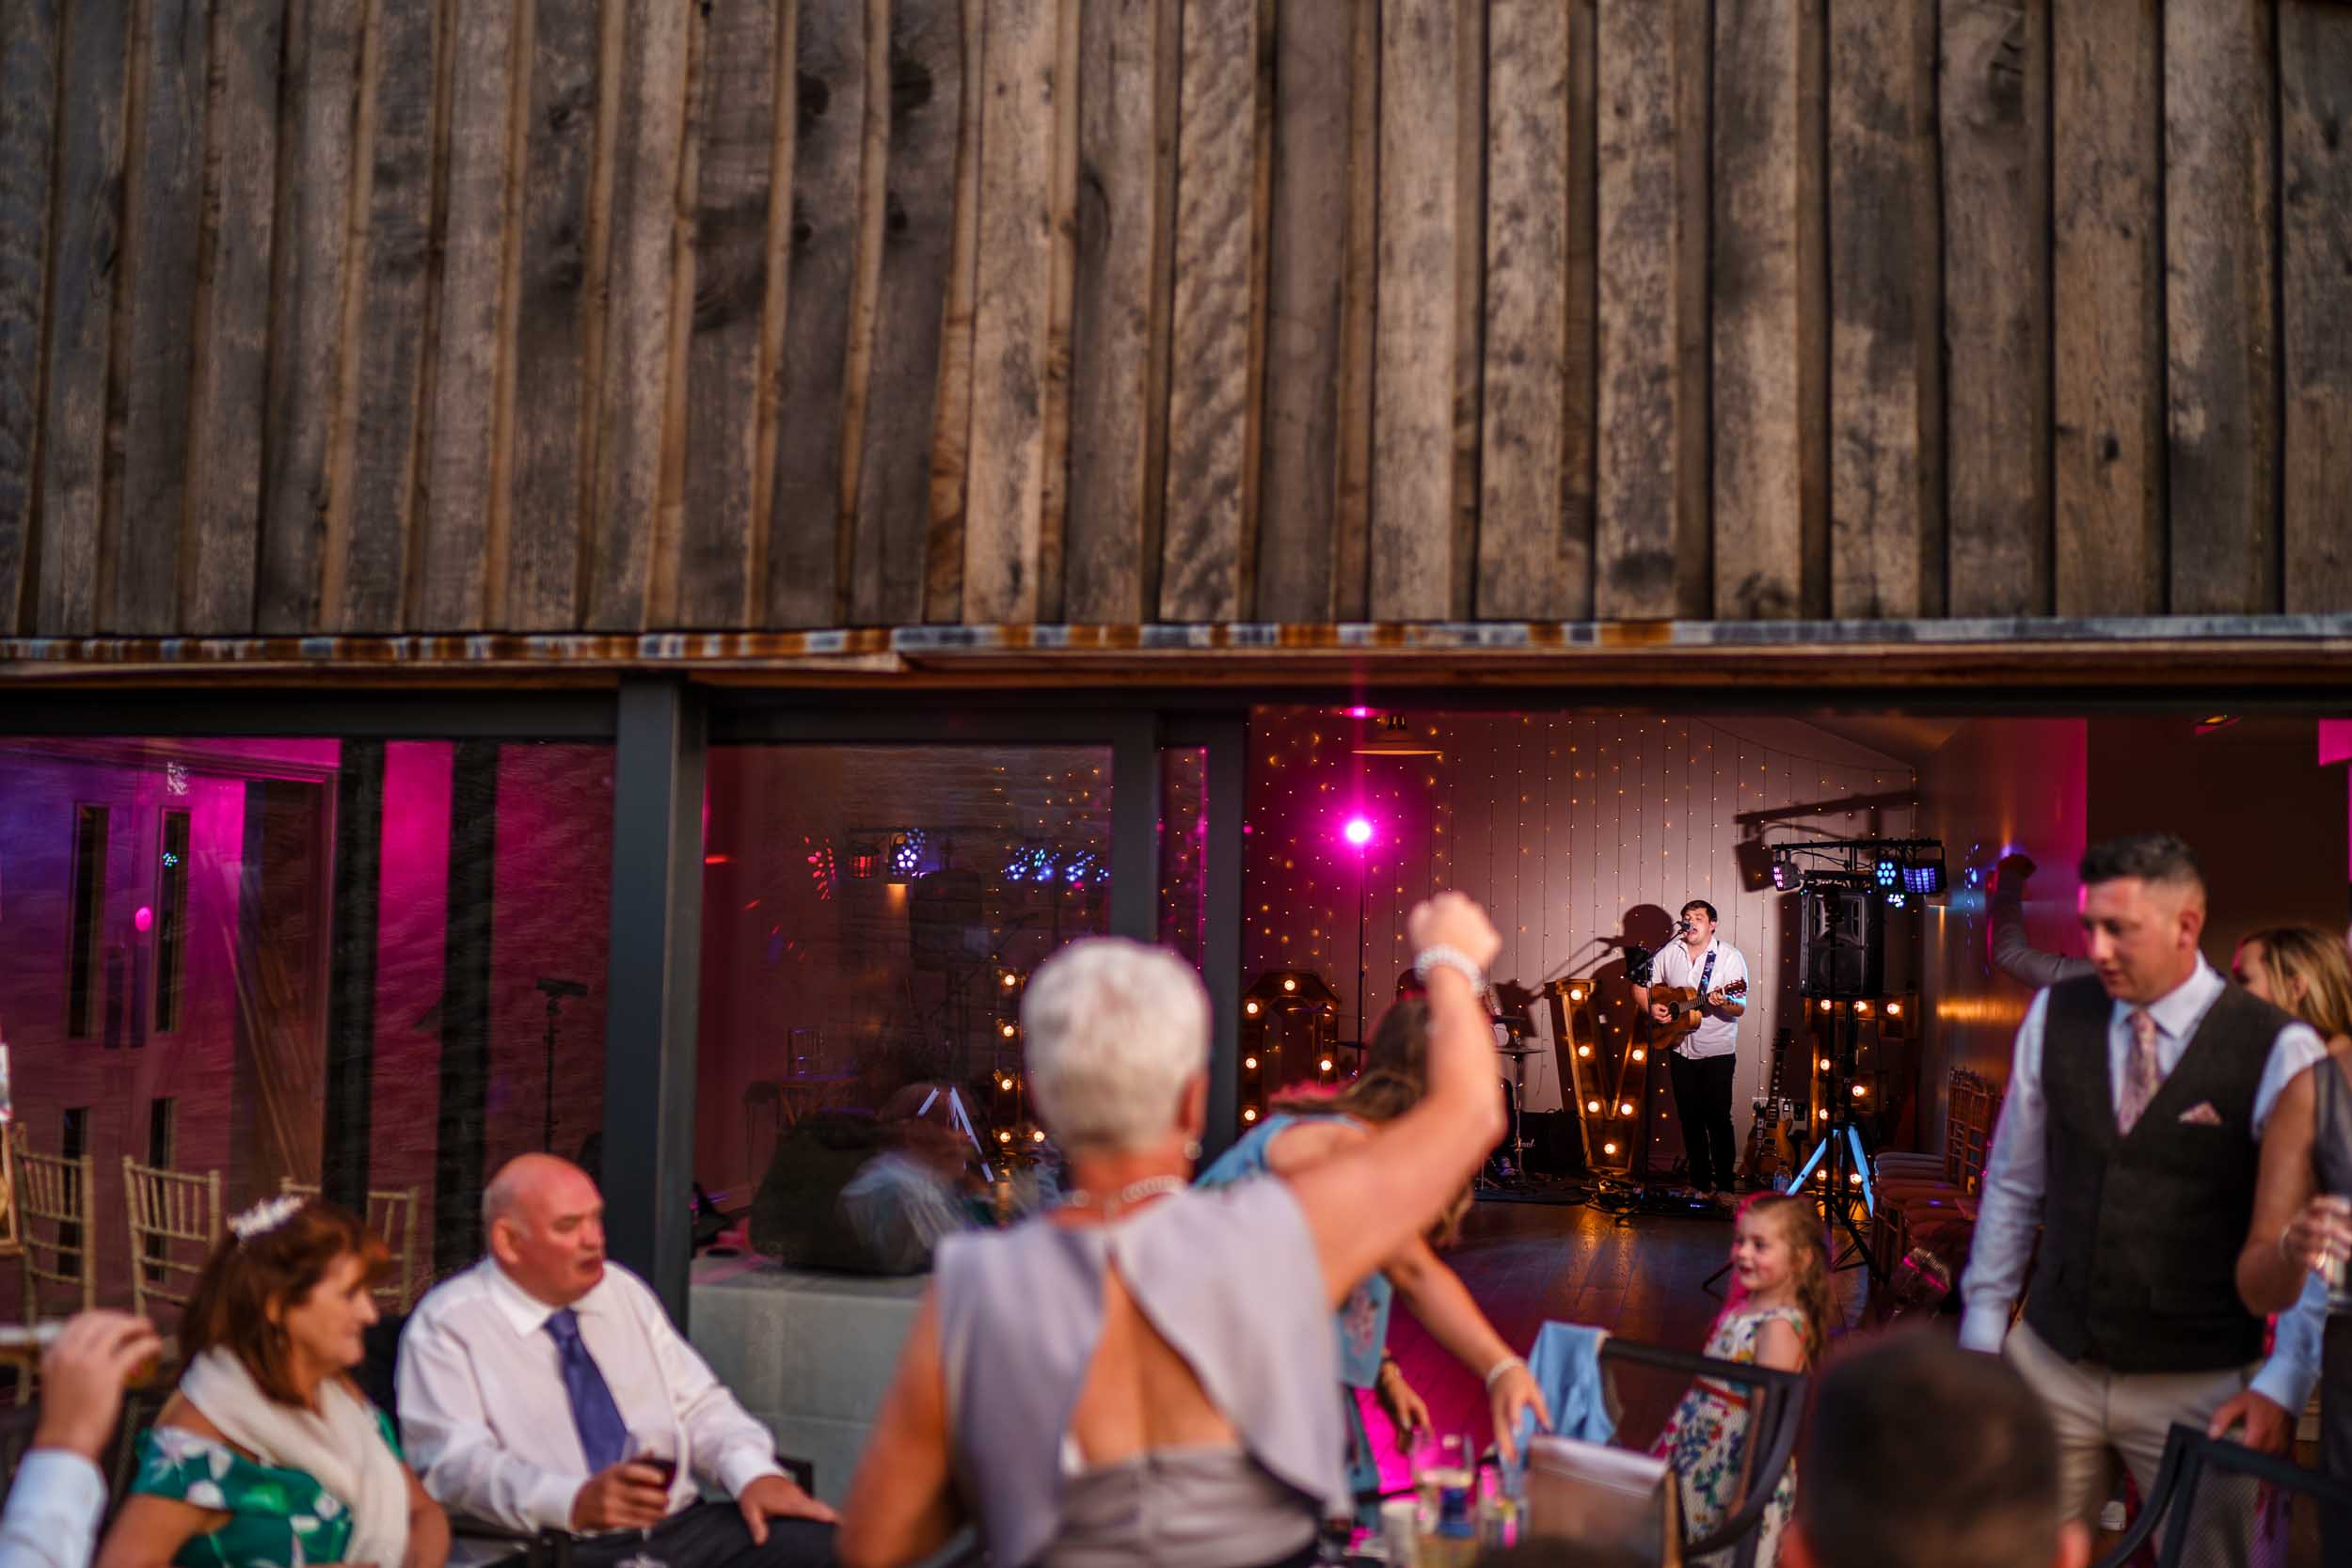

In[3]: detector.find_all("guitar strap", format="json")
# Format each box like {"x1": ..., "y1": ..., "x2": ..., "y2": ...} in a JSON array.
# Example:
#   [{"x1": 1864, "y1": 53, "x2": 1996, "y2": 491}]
[{"x1": 1695, "y1": 946, "x2": 1718, "y2": 997}]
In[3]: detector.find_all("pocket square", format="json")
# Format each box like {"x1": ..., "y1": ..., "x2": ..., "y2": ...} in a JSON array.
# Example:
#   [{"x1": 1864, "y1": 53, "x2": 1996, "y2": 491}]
[{"x1": 2177, "y1": 1101, "x2": 2224, "y2": 1127}]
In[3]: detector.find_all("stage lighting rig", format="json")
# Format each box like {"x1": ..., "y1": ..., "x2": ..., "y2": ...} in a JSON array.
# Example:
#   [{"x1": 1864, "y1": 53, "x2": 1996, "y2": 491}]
[{"x1": 1765, "y1": 837, "x2": 1946, "y2": 903}]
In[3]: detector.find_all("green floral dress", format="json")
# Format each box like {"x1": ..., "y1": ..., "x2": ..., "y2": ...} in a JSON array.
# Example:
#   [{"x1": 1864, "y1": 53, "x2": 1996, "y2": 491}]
[{"x1": 132, "y1": 1417, "x2": 404, "y2": 1568}]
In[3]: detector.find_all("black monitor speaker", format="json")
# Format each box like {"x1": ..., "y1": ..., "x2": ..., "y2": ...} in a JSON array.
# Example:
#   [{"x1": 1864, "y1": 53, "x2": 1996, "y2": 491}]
[{"x1": 1798, "y1": 886, "x2": 1883, "y2": 1000}]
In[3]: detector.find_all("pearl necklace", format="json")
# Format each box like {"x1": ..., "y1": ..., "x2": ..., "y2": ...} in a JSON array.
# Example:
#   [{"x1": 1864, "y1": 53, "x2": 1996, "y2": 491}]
[{"x1": 1062, "y1": 1174, "x2": 1187, "y2": 1212}]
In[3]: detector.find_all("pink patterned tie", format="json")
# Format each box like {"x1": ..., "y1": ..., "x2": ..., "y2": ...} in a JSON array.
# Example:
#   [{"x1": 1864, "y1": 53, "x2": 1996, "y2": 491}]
[{"x1": 2117, "y1": 1007, "x2": 2163, "y2": 1133}]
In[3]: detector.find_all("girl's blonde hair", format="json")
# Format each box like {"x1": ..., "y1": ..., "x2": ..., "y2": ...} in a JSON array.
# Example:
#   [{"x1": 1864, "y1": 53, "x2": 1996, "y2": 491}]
[
  {"x1": 2240, "y1": 925, "x2": 2352, "y2": 1044},
  {"x1": 1730, "y1": 1192, "x2": 1832, "y2": 1366}
]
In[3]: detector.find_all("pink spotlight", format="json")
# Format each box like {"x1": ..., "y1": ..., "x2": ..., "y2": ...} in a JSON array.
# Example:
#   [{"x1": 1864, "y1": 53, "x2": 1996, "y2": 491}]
[
  {"x1": 134, "y1": 906, "x2": 153, "y2": 933},
  {"x1": 1348, "y1": 706, "x2": 1372, "y2": 719},
  {"x1": 1343, "y1": 816, "x2": 1374, "y2": 848}
]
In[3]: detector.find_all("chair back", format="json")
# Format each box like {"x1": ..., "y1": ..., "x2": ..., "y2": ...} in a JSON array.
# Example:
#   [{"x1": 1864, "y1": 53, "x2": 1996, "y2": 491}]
[
  {"x1": 279, "y1": 1179, "x2": 423, "y2": 1310},
  {"x1": 1596, "y1": 1336, "x2": 1806, "y2": 1568},
  {"x1": 122, "y1": 1158, "x2": 222, "y2": 1321},
  {"x1": 2090, "y1": 1422, "x2": 2352, "y2": 1568},
  {"x1": 14, "y1": 1129, "x2": 97, "y2": 1323}
]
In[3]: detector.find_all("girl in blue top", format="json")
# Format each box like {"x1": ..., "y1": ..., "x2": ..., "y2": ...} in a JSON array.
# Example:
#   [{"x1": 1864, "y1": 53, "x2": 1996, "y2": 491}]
[{"x1": 1198, "y1": 999, "x2": 1549, "y2": 1518}]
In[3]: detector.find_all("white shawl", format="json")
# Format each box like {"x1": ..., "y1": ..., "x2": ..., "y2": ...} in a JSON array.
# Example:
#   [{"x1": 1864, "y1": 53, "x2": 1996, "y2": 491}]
[{"x1": 179, "y1": 1348, "x2": 411, "y2": 1568}]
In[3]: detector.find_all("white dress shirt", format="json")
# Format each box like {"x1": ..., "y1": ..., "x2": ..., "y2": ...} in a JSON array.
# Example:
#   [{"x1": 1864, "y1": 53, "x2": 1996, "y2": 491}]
[
  {"x1": 1958, "y1": 957, "x2": 2326, "y2": 1353},
  {"x1": 397, "y1": 1259, "x2": 786, "y2": 1557},
  {"x1": 1647, "y1": 938, "x2": 1748, "y2": 1060},
  {"x1": 0, "y1": 1452, "x2": 105, "y2": 1568}
]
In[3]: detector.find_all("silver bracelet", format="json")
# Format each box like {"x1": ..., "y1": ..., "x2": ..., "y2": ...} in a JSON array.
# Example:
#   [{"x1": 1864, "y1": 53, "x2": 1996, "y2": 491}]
[
  {"x1": 1484, "y1": 1354, "x2": 1527, "y2": 1392},
  {"x1": 1416, "y1": 944, "x2": 1487, "y2": 993}
]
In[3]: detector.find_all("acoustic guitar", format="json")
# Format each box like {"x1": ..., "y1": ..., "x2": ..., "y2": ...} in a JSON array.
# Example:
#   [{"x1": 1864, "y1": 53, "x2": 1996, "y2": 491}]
[
  {"x1": 1742, "y1": 1028, "x2": 1803, "y2": 1187},
  {"x1": 1645, "y1": 976, "x2": 1747, "y2": 1043}
]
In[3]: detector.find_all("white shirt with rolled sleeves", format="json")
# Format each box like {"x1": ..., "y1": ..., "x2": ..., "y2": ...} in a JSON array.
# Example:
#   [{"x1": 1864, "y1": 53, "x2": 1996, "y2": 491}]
[
  {"x1": 1957, "y1": 957, "x2": 2328, "y2": 1356},
  {"x1": 397, "y1": 1258, "x2": 788, "y2": 1561},
  {"x1": 1647, "y1": 938, "x2": 1748, "y2": 1061}
]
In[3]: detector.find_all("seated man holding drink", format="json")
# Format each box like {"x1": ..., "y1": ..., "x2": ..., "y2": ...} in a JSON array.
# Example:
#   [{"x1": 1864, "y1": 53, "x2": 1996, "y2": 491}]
[{"x1": 397, "y1": 1155, "x2": 834, "y2": 1568}]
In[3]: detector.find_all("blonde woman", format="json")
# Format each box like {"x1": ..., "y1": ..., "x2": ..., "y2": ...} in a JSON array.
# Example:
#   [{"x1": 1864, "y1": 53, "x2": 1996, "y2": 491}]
[{"x1": 2233, "y1": 925, "x2": 2352, "y2": 1515}]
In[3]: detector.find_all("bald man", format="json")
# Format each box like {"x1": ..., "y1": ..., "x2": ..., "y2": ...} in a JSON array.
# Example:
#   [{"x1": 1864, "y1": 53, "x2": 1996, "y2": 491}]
[
  {"x1": 398, "y1": 1155, "x2": 834, "y2": 1568},
  {"x1": 1959, "y1": 832, "x2": 2322, "y2": 1567}
]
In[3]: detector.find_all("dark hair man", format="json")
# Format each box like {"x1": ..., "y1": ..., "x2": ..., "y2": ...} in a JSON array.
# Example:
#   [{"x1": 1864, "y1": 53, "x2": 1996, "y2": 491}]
[
  {"x1": 1957, "y1": 832, "x2": 2323, "y2": 1564},
  {"x1": 1631, "y1": 898, "x2": 1748, "y2": 1205},
  {"x1": 1780, "y1": 1330, "x2": 2088, "y2": 1568}
]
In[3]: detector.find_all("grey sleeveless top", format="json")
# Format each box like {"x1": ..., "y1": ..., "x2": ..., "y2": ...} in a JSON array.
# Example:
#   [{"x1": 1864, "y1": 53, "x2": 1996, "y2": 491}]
[
  {"x1": 934, "y1": 1176, "x2": 1349, "y2": 1568},
  {"x1": 2314, "y1": 1053, "x2": 2352, "y2": 1199}
]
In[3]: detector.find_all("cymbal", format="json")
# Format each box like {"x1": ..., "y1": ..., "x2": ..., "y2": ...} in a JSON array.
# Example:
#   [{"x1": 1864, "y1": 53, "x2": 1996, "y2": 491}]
[{"x1": 1489, "y1": 979, "x2": 1540, "y2": 1012}]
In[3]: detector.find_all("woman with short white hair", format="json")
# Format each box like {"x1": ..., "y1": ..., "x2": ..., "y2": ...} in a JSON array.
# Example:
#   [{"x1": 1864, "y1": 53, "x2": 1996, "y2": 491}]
[{"x1": 839, "y1": 895, "x2": 1508, "y2": 1568}]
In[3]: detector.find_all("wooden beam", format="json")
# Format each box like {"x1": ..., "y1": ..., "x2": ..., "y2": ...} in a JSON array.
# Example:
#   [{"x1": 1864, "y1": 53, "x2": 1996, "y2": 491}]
[
  {"x1": 1064, "y1": 0, "x2": 1171, "y2": 625},
  {"x1": 763, "y1": 0, "x2": 871, "y2": 627},
  {"x1": 1594, "y1": 0, "x2": 1704, "y2": 620},
  {"x1": 330, "y1": 0, "x2": 437, "y2": 632},
  {"x1": 0, "y1": 0, "x2": 64, "y2": 635},
  {"x1": 110, "y1": 0, "x2": 211, "y2": 634},
  {"x1": 1373, "y1": 0, "x2": 1478, "y2": 621},
  {"x1": 850, "y1": 0, "x2": 965, "y2": 626},
  {"x1": 921, "y1": 0, "x2": 984, "y2": 624},
  {"x1": 675, "y1": 0, "x2": 780, "y2": 627},
  {"x1": 1827, "y1": 0, "x2": 1942, "y2": 618},
  {"x1": 2163, "y1": 0, "x2": 2276, "y2": 614},
  {"x1": 415, "y1": 0, "x2": 517, "y2": 629},
  {"x1": 34, "y1": 0, "x2": 133, "y2": 637},
  {"x1": 2279, "y1": 0, "x2": 2352, "y2": 614},
  {"x1": 2051, "y1": 0, "x2": 2161, "y2": 615},
  {"x1": 1329, "y1": 0, "x2": 1378, "y2": 622},
  {"x1": 1476, "y1": 0, "x2": 1577, "y2": 619},
  {"x1": 961, "y1": 0, "x2": 1071, "y2": 624},
  {"x1": 1709, "y1": 0, "x2": 1824, "y2": 620},
  {"x1": 503, "y1": 0, "x2": 600, "y2": 631},
  {"x1": 583, "y1": 0, "x2": 689, "y2": 628},
  {"x1": 1940, "y1": 0, "x2": 2050, "y2": 617},
  {"x1": 1158, "y1": 0, "x2": 1268, "y2": 622},
  {"x1": 1253, "y1": 0, "x2": 1349, "y2": 622},
  {"x1": 258, "y1": 0, "x2": 364, "y2": 633}
]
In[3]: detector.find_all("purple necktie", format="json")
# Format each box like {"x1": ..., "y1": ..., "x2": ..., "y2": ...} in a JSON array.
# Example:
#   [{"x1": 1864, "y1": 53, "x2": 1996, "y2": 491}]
[{"x1": 546, "y1": 1307, "x2": 631, "y2": 1474}]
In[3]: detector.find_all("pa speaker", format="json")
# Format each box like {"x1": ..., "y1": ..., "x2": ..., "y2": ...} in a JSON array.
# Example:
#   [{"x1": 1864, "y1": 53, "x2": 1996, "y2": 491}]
[{"x1": 1799, "y1": 886, "x2": 1883, "y2": 1000}]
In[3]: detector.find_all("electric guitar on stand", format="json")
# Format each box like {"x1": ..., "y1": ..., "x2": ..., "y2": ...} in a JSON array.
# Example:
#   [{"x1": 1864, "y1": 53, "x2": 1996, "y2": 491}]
[
  {"x1": 1646, "y1": 977, "x2": 1747, "y2": 1043},
  {"x1": 1742, "y1": 1028, "x2": 1801, "y2": 1189}
]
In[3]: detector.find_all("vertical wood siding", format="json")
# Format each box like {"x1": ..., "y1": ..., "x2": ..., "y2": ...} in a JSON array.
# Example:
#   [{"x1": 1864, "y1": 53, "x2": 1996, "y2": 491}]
[{"x1": 2, "y1": 0, "x2": 2348, "y2": 640}]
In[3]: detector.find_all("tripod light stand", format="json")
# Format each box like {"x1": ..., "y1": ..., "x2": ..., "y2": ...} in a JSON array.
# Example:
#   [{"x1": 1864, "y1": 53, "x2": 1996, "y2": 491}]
[{"x1": 1785, "y1": 1003, "x2": 1882, "y2": 1283}]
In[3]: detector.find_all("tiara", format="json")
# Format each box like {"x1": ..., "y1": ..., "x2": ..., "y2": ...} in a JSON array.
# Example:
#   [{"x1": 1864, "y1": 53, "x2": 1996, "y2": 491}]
[{"x1": 228, "y1": 1194, "x2": 305, "y2": 1243}]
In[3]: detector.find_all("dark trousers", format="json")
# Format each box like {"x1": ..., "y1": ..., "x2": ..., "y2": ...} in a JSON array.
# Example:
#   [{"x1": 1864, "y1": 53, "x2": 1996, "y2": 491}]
[
  {"x1": 560, "y1": 1501, "x2": 834, "y2": 1568},
  {"x1": 1667, "y1": 1050, "x2": 1739, "y2": 1193}
]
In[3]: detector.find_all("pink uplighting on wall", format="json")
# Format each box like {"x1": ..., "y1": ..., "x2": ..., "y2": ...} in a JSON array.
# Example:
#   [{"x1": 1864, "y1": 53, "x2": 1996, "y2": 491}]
[{"x1": 1343, "y1": 816, "x2": 1374, "y2": 848}]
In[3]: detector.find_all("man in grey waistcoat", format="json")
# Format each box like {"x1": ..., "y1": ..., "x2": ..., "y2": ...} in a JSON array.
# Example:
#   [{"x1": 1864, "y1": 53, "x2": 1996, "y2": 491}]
[{"x1": 1959, "y1": 832, "x2": 2325, "y2": 1562}]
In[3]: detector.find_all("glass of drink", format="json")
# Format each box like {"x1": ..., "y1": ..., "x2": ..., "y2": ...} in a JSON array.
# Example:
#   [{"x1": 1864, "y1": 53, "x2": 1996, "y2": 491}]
[
  {"x1": 629, "y1": 1426, "x2": 681, "y2": 1491},
  {"x1": 2316, "y1": 1195, "x2": 2352, "y2": 1313},
  {"x1": 1411, "y1": 1433, "x2": 1477, "y2": 1568},
  {"x1": 614, "y1": 1427, "x2": 678, "y2": 1568}
]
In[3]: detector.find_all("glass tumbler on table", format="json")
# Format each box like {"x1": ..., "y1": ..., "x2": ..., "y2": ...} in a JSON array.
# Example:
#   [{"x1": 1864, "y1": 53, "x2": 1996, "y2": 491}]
[{"x1": 1410, "y1": 1433, "x2": 1478, "y2": 1568}]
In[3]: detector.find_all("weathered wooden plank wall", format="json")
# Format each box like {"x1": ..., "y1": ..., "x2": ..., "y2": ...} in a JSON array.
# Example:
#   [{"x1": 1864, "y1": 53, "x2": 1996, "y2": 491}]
[{"x1": 3, "y1": 0, "x2": 2349, "y2": 642}]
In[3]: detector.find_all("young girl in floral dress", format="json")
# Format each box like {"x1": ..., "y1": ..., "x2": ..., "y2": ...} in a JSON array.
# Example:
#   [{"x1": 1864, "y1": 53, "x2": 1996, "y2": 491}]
[{"x1": 1651, "y1": 1193, "x2": 1830, "y2": 1568}]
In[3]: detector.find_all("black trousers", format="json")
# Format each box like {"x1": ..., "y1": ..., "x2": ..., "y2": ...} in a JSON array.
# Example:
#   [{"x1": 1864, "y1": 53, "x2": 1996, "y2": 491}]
[
  {"x1": 556, "y1": 1501, "x2": 834, "y2": 1568},
  {"x1": 1666, "y1": 1050, "x2": 1739, "y2": 1193}
]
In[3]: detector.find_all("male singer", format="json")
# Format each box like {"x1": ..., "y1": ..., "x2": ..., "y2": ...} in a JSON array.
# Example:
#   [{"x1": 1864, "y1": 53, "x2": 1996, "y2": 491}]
[{"x1": 1633, "y1": 899, "x2": 1749, "y2": 1205}]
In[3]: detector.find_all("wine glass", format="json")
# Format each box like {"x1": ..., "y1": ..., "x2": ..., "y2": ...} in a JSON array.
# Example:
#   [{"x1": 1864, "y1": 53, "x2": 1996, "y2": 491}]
[{"x1": 615, "y1": 1427, "x2": 680, "y2": 1568}]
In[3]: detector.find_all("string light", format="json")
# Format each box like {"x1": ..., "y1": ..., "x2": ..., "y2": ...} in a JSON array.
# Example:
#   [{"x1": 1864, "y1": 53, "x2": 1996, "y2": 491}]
[{"x1": 1243, "y1": 706, "x2": 1913, "y2": 1141}]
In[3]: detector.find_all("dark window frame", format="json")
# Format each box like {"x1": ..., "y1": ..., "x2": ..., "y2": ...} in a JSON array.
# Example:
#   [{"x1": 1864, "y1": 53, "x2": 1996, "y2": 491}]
[
  {"x1": 154, "y1": 809, "x2": 191, "y2": 1035},
  {"x1": 65, "y1": 803, "x2": 108, "y2": 1039}
]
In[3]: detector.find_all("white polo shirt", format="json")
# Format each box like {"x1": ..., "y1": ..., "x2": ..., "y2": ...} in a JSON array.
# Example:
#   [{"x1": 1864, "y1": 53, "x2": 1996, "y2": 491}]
[{"x1": 1649, "y1": 937, "x2": 1748, "y2": 1060}]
